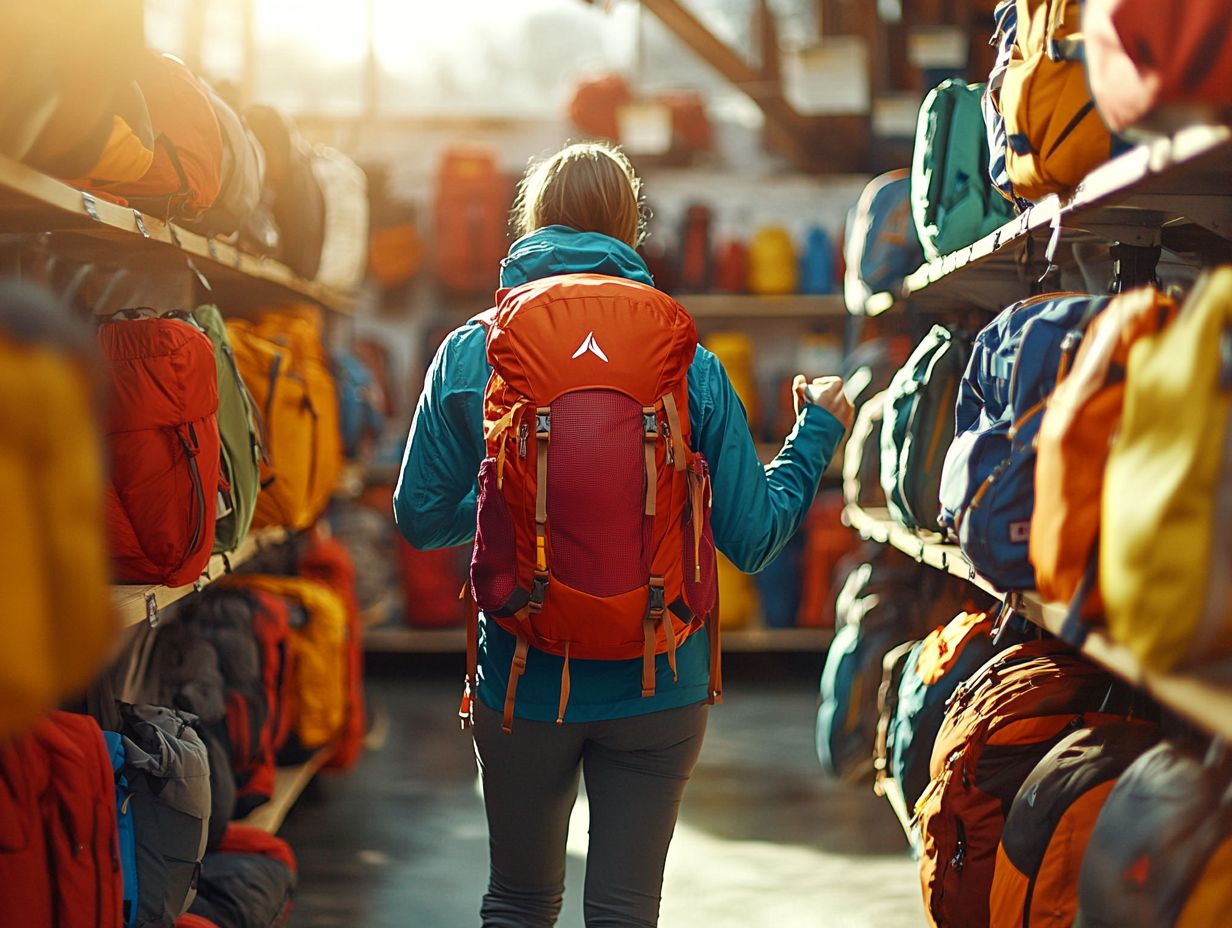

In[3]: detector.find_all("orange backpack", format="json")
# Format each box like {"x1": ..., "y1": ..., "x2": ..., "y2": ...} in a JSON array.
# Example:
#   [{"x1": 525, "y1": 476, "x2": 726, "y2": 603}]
[
  {"x1": 228, "y1": 307, "x2": 342, "y2": 532},
  {"x1": 466, "y1": 274, "x2": 720, "y2": 731},
  {"x1": 1030, "y1": 287, "x2": 1176, "y2": 615},
  {"x1": 989, "y1": 720, "x2": 1161, "y2": 928},
  {"x1": 916, "y1": 640, "x2": 1133, "y2": 928},
  {"x1": 91, "y1": 52, "x2": 223, "y2": 221}
]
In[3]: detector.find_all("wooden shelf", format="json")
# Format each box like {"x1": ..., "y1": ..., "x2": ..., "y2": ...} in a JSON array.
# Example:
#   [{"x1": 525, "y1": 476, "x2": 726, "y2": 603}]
[
  {"x1": 0, "y1": 155, "x2": 355, "y2": 314},
  {"x1": 679, "y1": 293, "x2": 846, "y2": 320},
  {"x1": 234, "y1": 744, "x2": 334, "y2": 834},
  {"x1": 844, "y1": 504, "x2": 1232, "y2": 740},
  {"x1": 111, "y1": 526, "x2": 291, "y2": 629},
  {"x1": 862, "y1": 125, "x2": 1232, "y2": 315},
  {"x1": 364, "y1": 624, "x2": 832, "y2": 654}
]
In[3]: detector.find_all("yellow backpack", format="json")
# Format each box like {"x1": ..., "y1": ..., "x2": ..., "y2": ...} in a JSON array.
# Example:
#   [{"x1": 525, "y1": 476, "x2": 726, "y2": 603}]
[
  {"x1": 1102, "y1": 267, "x2": 1232, "y2": 671},
  {"x1": 228, "y1": 574, "x2": 349, "y2": 751},
  {"x1": 747, "y1": 226, "x2": 798, "y2": 296},
  {"x1": 997, "y1": 0, "x2": 1117, "y2": 200},
  {"x1": 1, "y1": 281, "x2": 115, "y2": 740},
  {"x1": 228, "y1": 306, "x2": 342, "y2": 532}
]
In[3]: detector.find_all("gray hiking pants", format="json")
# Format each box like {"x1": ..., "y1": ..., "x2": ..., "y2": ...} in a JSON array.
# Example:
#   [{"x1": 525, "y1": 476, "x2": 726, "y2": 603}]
[{"x1": 472, "y1": 700, "x2": 709, "y2": 927}]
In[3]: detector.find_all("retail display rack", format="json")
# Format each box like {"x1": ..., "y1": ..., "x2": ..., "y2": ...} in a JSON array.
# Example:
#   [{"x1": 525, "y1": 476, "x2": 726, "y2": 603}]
[
  {"x1": 861, "y1": 124, "x2": 1232, "y2": 316},
  {"x1": 0, "y1": 155, "x2": 356, "y2": 314},
  {"x1": 0, "y1": 152, "x2": 373, "y2": 835}
]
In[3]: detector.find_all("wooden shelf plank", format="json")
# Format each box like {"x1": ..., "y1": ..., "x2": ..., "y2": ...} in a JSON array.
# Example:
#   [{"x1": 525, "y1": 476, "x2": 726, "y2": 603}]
[
  {"x1": 234, "y1": 744, "x2": 334, "y2": 834},
  {"x1": 680, "y1": 294, "x2": 847, "y2": 320},
  {"x1": 0, "y1": 155, "x2": 354, "y2": 314},
  {"x1": 111, "y1": 526, "x2": 290, "y2": 628},
  {"x1": 364, "y1": 625, "x2": 833, "y2": 654},
  {"x1": 888, "y1": 125, "x2": 1232, "y2": 313},
  {"x1": 844, "y1": 503, "x2": 1232, "y2": 740}
]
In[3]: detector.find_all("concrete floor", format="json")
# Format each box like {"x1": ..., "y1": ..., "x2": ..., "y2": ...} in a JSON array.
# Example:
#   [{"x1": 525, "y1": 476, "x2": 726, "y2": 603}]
[{"x1": 281, "y1": 658, "x2": 924, "y2": 928}]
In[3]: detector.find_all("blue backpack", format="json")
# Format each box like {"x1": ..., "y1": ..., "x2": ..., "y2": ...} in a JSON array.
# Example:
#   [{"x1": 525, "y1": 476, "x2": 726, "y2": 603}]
[
  {"x1": 843, "y1": 169, "x2": 923, "y2": 314},
  {"x1": 104, "y1": 731, "x2": 140, "y2": 928},
  {"x1": 983, "y1": 1, "x2": 1031, "y2": 213},
  {"x1": 333, "y1": 349, "x2": 385, "y2": 459},
  {"x1": 939, "y1": 293, "x2": 1108, "y2": 587},
  {"x1": 799, "y1": 225, "x2": 836, "y2": 295}
]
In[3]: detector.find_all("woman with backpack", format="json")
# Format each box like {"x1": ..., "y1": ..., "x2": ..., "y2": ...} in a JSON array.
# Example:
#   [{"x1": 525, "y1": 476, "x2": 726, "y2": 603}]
[{"x1": 395, "y1": 141, "x2": 853, "y2": 928}]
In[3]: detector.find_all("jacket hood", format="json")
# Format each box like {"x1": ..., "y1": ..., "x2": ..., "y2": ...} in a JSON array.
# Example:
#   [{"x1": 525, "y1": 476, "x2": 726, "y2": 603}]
[{"x1": 499, "y1": 225, "x2": 654, "y2": 289}]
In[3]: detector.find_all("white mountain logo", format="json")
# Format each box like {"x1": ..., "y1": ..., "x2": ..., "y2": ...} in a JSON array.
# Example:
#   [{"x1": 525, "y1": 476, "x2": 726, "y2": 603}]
[{"x1": 571, "y1": 331, "x2": 609, "y2": 362}]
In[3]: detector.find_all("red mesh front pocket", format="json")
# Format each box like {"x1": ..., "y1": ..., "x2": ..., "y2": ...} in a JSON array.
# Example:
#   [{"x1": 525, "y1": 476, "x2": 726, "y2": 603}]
[
  {"x1": 471, "y1": 458, "x2": 518, "y2": 612},
  {"x1": 547, "y1": 390, "x2": 647, "y2": 597},
  {"x1": 683, "y1": 457, "x2": 717, "y2": 617}
]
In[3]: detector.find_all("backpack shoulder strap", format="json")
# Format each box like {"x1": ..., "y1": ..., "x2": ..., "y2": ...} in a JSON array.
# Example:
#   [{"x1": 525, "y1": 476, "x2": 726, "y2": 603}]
[{"x1": 469, "y1": 307, "x2": 499, "y2": 330}]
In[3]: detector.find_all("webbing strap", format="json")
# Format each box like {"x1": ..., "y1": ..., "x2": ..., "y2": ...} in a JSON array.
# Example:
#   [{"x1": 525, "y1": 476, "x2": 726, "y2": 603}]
[
  {"x1": 642, "y1": 616, "x2": 657, "y2": 698},
  {"x1": 535, "y1": 406, "x2": 550, "y2": 571},
  {"x1": 642, "y1": 406, "x2": 658, "y2": 517},
  {"x1": 502, "y1": 633, "x2": 530, "y2": 734},
  {"x1": 665, "y1": 614, "x2": 679, "y2": 683},
  {"x1": 555, "y1": 642, "x2": 572, "y2": 725},
  {"x1": 662, "y1": 392, "x2": 687, "y2": 471},
  {"x1": 642, "y1": 577, "x2": 666, "y2": 698},
  {"x1": 707, "y1": 605, "x2": 723, "y2": 706},
  {"x1": 458, "y1": 596, "x2": 479, "y2": 729}
]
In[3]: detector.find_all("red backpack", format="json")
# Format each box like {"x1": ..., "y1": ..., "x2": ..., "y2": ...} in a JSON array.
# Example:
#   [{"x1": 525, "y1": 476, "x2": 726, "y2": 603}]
[
  {"x1": 239, "y1": 588, "x2": 296, "y2": 813},
  {"x1": 466, "y1": 274, "x2": 720, "y2": 732},
  {"x1": 101, "y1": 312, "x2": 220, "y2": 586},
  {"x1": 0, "y1": 711, "x2": 123, "y2": 928},
  {"x1": 434, "y1": 148, "x2": 512, "y2": 294}
]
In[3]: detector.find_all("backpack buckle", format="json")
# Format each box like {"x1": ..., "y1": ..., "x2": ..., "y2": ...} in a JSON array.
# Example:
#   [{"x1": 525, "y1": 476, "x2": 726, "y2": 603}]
[
  {"x1": 646, "y1": 578, "x2": 666, "y2": 621},
  {"x1": 643, "y1": 411, "x2": 657, "y2": 438},
  {"x1": 536, "y1": 410, "x2": 551, "y2": 437},
  {"x1": 529, "y1": 570, "x2": 550, "y2": 613}
]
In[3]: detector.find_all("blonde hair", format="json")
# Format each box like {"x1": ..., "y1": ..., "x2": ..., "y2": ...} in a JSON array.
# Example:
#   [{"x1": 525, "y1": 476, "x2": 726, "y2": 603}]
[{"x1": 512, "y1": 141, "x2": 645, "y2": 247}]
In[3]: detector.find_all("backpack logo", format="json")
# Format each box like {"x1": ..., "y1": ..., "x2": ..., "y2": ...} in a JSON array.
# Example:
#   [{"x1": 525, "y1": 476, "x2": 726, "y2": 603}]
[{"x1": 571, "y1": 331, "x2": 609, "y2": 363}]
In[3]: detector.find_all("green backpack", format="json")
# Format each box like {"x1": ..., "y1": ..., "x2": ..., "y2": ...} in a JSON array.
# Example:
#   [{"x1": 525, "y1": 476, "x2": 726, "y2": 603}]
[
  {"x1": 911, "y1": 79, "x2": 1016, "y2": 262},
  {"x1": 880, "y1": 325, "x2": 969, "y2": 532},
  {"x1": 193, "y1": 305, "x2": 262, "y2": 553}
]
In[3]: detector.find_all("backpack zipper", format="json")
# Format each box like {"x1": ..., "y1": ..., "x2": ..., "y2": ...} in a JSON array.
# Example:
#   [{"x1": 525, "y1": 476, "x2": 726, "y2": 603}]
[
  {"x1": 176, "y1": 426, "x2": 207, "y2": 568},
  {"x1": 263, "y1": 351, "x2": 284, "y2": 469},
  {"x1": 518, "y1": 423, "x2": 529, "y2": 458}
]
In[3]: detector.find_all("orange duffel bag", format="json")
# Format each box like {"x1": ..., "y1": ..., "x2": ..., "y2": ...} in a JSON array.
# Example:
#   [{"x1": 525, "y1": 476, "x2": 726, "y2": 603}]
[{"x1": 1030, "y1": 287, "x2": 1176, "y2": 617}]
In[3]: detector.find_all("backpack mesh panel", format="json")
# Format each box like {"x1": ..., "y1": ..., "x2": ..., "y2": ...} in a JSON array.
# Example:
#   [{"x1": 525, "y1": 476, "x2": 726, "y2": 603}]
[{"x1": 547, "y1": 390, "x2": 648, "y2": 596}]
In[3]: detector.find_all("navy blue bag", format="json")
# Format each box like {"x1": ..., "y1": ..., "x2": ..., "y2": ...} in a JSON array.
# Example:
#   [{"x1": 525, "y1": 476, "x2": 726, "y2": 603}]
[
  {"x1": 938, "y1": 293, "x2": 1105, "y2": 533},
  {"x1": 333, "y1": 349, "x2": 385, "y2": 459},
  {"x1": 843, "y1": 169, "x2": 924, "y2": 314},
  {"x1": 983, "y1": 1, "x2": 1032, "y2": 213},
  {"x1": 960, "y1": 299, "x2": 1107, "y2": 590}
]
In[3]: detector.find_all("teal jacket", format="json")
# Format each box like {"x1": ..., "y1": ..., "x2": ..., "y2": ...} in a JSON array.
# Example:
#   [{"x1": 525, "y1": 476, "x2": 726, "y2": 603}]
[{"x1": 394, "y1": 225, "x2": 845, "y2": 722}]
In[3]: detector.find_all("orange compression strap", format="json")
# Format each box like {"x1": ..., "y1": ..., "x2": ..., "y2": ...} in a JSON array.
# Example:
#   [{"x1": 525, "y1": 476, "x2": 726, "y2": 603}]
[
  {"x1": 643, "y1": 406, "x2": 658, "y2": 517},
  {"x1": 556, "y1": 642, "x2": 572, "y2": 725},
  {"x1": 502, "y1": 633, "x2": 530, "y2": 734},
  {"x1": 662, "y1": 392, "x2": 687, "y2": 471}
]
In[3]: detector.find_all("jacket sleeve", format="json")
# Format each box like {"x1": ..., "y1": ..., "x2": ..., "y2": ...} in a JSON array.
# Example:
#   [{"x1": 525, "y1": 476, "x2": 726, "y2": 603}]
[
  {"x1": 690, "y1": 348, "x2": 847, "y2": 574},
  {"x1": 392, "y1": 324, "x2": 488, "y2": 550}
]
